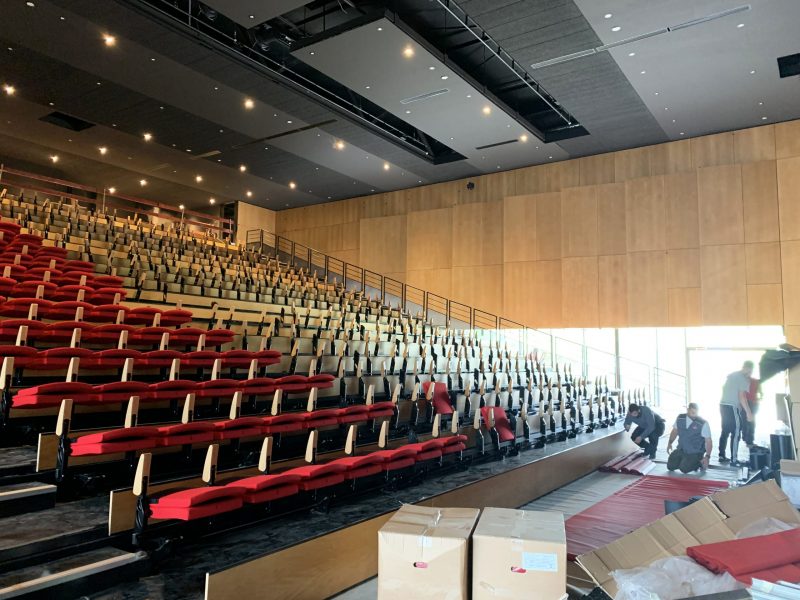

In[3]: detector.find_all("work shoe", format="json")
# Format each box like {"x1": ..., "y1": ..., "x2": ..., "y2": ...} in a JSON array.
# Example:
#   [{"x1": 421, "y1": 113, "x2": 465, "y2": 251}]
[{"x1": 718, "y1": 455, "x2": 730, "y2": 463}]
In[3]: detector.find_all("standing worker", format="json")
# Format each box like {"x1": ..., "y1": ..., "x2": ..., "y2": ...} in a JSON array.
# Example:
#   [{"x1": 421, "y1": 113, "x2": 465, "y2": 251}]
[
  {"x1": 741, "y1": 376, "x2": 760, "y2": 448},
  {"x1": 719, "y1": 361, "x2": 754, "y2": 466},
  {"x1": 667, "y1": 403, "x2": 713, "y2": 473},
  {"x1": 624, "y1": 402, "x2": 666, "y2": 459}
]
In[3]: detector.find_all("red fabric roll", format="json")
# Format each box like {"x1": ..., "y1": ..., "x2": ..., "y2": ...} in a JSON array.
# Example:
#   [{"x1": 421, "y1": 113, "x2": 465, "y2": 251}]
[{"x1": 687, "y1": 528, "x2": 800, "y2": 583}]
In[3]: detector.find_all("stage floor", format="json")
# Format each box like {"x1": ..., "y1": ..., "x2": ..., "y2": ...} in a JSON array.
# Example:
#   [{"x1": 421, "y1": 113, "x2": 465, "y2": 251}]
[{"x1": 86, "y1": 426, "x2": 627, "y2": 600}]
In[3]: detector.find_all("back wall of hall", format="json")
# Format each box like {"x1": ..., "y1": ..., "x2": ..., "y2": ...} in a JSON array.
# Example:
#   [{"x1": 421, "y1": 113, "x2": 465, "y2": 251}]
[{"x1": 275, "y1": 120, "x2": 800, "y2": 341}]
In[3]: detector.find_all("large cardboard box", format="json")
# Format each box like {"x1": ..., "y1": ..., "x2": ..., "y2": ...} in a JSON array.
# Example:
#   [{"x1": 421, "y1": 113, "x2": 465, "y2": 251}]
[
  {"x1": 576, "y1": 481, "x2": 800, "y2": 597},
  {"x1": 472, "y1": 508, "x2": 566, "y2": 600},
  {"x1": 378, "y1": 504, "x2": 480, "y2": 600}
]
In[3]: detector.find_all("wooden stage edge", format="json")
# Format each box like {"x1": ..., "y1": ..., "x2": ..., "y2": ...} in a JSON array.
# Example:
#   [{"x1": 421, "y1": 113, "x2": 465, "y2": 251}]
[{"x1": 204, "y1": 430, "x2": 631, "y2": 600}]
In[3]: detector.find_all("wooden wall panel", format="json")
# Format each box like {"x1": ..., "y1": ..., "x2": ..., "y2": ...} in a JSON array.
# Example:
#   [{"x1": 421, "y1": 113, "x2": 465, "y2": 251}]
[
  {"x1": 734, "y1": 125, "x2": 776, "y2": 163},
  {"x1": 649, "y1": 139, "x2": 693, "y2": 175},
  {"x1": 667, "y1": 248, "x2": 700, "y2": 289},
  {"x1": 776, "y1": 120, "x2": 800, "y2": 159},
  {"x1": 406, "y1": 268, "x2": 452, "y2": 299},
  {"x1": 700, "y1": 244, "x2": 747, "y2": 324},
  {"x1": 664, "y1": 172, "x2": 699, "y2": 249},
  {"x1": 579, "y1": 154, "x2": 615, "y2": 186},
  {"x1": 598, "y1": 255, "x2": 628, "y2": 326},
  {"x1": 615, "y1": 147, "x2": 651, "y2": 182},
  {"x1": 561, "y1": 257, "x2": 599, "y2": 327},
  {"x1": 502, "y1": 262, "x2": 536, "y2": 325},
  {"x1": 452, "y1": 265, "x2": 502, "y2": 315},
  {"x1": 359, "y1": 215, "x2": 406, "y2": 274},
  {"x1": 778, "y1": 157, "x2": 800, "y2": 241},
  {"x1": 627, "y1": 251, "x2": 668, "y2": 326},
  {"x1": 503, "y1": 195, "x2": 536, "y2": 263},
  {"x1": 668, "y1": 288, "x2": 702, "y2": 326},
  {"x1": 747, "y1": 284, "x2": 784, "y2": 325},
  {"x1": 596, "y1": 183, "x2": 627, "y2": 255},
  {"x1": 742, "y1": 160, "x2": 779, "y2": 243},
  {"x1": 406, "y1": 208, "x2": 452, "y2": 271},
  {"x1": 698, "y1": 164, "x2": 744, "y2": 246},
  {"x1": 692, "y1": 132, "x2": 735, "y2": 168},
  {"x1": 535, "y1": 192, "x2": 562, "y2": 260},
  {"x1": 745, "y1": 242, "x2": 782, "y2": 285},
  {"x1": 782, "y1": 241, "x2": 800, "y2": 326},
  {"x1": 451, "y1": 200, "x2": 502, "y2": 267},
  {"x1": 625, "y1": 176, "x2": 665, "y2": 252},
  {"x1": 561, "y1": 186, "x2": 597, "y2": 257},
  {"x1": 532, "y1": 260, "x2": 563, "y2": 327}
]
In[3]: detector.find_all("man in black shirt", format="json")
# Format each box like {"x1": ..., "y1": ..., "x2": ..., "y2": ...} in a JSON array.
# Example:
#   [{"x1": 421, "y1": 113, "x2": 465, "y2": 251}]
[{"x1": 624, "y1": 403, "x2": 666, "y2": 459}]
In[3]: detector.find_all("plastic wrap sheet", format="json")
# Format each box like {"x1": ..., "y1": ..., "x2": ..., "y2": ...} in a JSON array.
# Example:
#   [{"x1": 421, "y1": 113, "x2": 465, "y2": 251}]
[{"x1": 566, "y1": 475, "x2": 729, "y2": 560}]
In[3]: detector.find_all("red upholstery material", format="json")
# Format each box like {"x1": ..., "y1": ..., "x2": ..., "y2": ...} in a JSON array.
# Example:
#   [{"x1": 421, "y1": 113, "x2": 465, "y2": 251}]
[
  {"x1": 307, "y1": 373, "x2": 336, "y2": 388},
  {"x1": 687, "y1": 529, "x2": 800, "y2": 584},
  {"x1": 481, "y1": 406, "x2": 516, "y2": 442},
  {"x1": 291, "y1": 462, "x2": 347, "y2": 491},
  {"x1": 302, "y1": 409, "x2": 340, "y2": 429},
  {"x1": 230, "y1": 473, "x2": 303, "y2": 504},
  {"x1": 157, "y1": 422, "x2": 216, "y2": 446},
  {"x1": 274, "y1": 375, "x2": 309, "y2": 392},
  {"x1": 262, "y1": 413, "x2": 305, "y2": 434},
  {"x1": 333, "y1": 454, "x2": 386, "y2": 480},
  {"x1": 368, "y1": 401, "x2": 395, "y2": 419},
  {"x1": 13, "y1": 382, "x2": 95, "y2": 407},
  {"x1": 336, "y1": 405, "x2": 371, "y2": 424},
  {"x1": 212, "y1": 417, "x2": 265, "y2": 441},
  {"x1": 150, "y1": 486, "x2": 246, "y2": 521},
  {"x1": 422, "y1": 381, "x2": 454, "y2": 416},
  {"x1": 565, "y1": 475, "x2": 730, "y2": 560},
  {"x1": 442, "y1": 442, "x2": 466, "y2": 455},
  {"x1": 71, "y1": 426, "x2": 161, "y2": 456}
]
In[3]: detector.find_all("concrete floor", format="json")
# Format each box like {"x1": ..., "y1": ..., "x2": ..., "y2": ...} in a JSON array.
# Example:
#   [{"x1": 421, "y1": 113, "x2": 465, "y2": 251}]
[{"x1": 332, "y1": 448, "x2": 741, "y2": 599}]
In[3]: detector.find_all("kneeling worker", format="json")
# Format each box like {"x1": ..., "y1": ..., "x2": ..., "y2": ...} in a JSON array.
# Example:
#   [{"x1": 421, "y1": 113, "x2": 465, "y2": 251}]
[
  {"x1": 667, "y1": 402, "x2": 712, "y2": 473},
  {"x1": 624, "y1": 403, "x2": 666, "y2": 459}
]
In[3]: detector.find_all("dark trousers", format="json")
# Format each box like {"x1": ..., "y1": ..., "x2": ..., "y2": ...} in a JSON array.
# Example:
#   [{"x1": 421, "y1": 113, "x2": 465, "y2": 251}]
[
  {"x1": 631, "y1": 419, "x2": 665, "y2": 458},
  {"x1": 740, "y1": 403, "x2": 758, "y2": 446},
  {"x1": 667, "y1": 448, "x2": 703, "y2": 473},
  {"x1": 719, "y1": 404, "x2": 741, "y2": 459}
]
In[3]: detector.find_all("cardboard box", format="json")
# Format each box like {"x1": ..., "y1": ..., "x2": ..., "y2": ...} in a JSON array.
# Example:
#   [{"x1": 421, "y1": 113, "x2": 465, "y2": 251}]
[
  {"x1": 378, "y1": 504, "x2": 480, "y2": 600},
  {"x1": 576, "y1": 481, "x2": 800, "y2": 597},
  {"x1": 472, "y1": 507, "x2": 566, "y2": 600},
  {"x1": 780, "y1": 459, "x2": 800, "y2": 507}
]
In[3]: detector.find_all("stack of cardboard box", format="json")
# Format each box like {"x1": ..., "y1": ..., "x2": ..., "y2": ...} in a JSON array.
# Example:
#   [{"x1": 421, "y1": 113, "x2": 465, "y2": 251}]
[{"x1": 378, "y1": 505, "x2": 567, "y2": 600}]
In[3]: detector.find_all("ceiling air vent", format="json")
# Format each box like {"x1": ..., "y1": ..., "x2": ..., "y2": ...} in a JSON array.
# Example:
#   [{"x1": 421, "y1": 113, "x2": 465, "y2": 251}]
[
  {"x1": 475, "y1": 139, "x2": 518, "y2": 150},
  {"x1": 400, "y1": 89, "x2": 450, "y2": 105},
  {"x1": 39, "y1": 111, "x2": 95, "y2": 132}
]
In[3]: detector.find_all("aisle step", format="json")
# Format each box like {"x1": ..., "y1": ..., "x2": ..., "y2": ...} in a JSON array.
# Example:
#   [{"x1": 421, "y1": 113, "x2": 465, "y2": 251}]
[{"x1": 0, "y1": 482, "x2": 55, "y2": 518}]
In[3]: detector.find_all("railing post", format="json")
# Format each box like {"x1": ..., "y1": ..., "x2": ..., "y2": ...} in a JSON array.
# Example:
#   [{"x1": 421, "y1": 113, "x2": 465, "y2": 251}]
[
  {"x1": 307, "y1": 247, "x2": 312, "y2": 271},
  {"x1": 380, "y1": 275, "x2": 385, "y2": 304},
  {"x1": 360, "y1": 268, "x2": 365, "y2": 294},
  {"x1": 290, "y1": 241, "x2": 295, "y2": 267},
  {"x1": 324, "y1": 255, "x2": 329, "y2": 283}
]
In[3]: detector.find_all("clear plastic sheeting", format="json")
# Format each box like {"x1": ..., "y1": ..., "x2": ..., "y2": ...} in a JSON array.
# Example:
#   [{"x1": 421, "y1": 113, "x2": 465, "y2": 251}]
[
  {"x1": 612, "y1": 556, "x2": 743, "y2": 600},
  {"x1": 735, "y1": 517, "x2": 799, "y2": 540}
]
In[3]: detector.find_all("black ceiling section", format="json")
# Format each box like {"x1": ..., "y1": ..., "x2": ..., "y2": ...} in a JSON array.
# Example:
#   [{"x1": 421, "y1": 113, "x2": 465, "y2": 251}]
[
  {"x1": 120, "y1": 0, "x2": 468, "y2": 165},
  {"x1": 458, "y1": 0, "x2": 669, "y2": 156}
]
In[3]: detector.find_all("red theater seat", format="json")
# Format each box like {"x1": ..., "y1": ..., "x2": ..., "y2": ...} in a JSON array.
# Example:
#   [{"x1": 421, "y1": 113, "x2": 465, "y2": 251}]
[
  {"x1": 149, "y1": 486, "x2": 246, "y2": 521},
  {"x1": 442, "y1": 434, "x2": 468, "y2": 455},
  {"x1": 302, "y1": 409, "x2": 340, "y2": 430},
  {"x1": 13, "y1": 381, "x2": 95, "y2": 408},
  {"x1": 157, "y1": 421, "x2": 216, "y2": 446},
  {"x1": 407, "y1": 438, "x2": 446, "y2": 462},
  {"x1": 422, "y1": 381, "x2": 454, "y2": 416},
  {"x1": 332, "y1": 454, "x2": 385, "y2": 479},
  {"x1": 481, "y1": 406, "x2": 516, "y2": 442},
  {"x1": 307, "y1": 374, "x2": 336, "y2": 389},
  {"x1": 335, "y1": 404, "x2": 370, "y2": 424},
  {"x1": 367, "y1": 402, "x2": 395, "y2": 419},
  {"x1": 290, "y1": 462, "x2": 347, "y2": 491},
  {"x1": 229, "y1": 472, "x2": 302, "y2": 504},
  {"x1": 261, "y1": 413, "x2": 305, "y2": 435},
  {"x1": 70, "y1": 426, "x2": 161, "y2": 456},
  {"x1": 372, "y1": 446, "x2": 418, "y2": 471},
  {"x1": 274, "y1": 375, "x2": 308, "y2": 392},
  {"x1": 238, "y1": 377, "x2": 277, "y2": 396},
  {"x1": 212, "y1": 417, "x2": 266, "y2": 441}
]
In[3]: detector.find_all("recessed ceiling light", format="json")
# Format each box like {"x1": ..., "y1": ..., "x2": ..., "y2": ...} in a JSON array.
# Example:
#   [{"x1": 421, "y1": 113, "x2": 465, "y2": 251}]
[
  {"x1": 179, "y1": 204, "x2": 185, "y2": 210},
  {"x1": 482, "y1": 106, "x2": 491, "y2": 115},
  {"x1": 143, "y1": 132, "x2": 152, "y2": 142},
  {"x1": 2, "y1": 84, "x2": 15, "y2": 96},
  {"x1": 405, "y1": 110, "x2": 411, "y2": 114},
  {"x1": 160, "y1": 106, "x2": 164, "y2": 110},
  {"x1": 246, "y1": 190, "x2": 252, "y2": 198},
  {"x1": 654, "y1": 92, "x2": 659, "y2": 95},
  {"x1": 466, "y1": 94, "x2": 471, "y2": 98},
  {"x1": 59, "y1": 16, "x2": 64, "y2": 21},
  {"x1": 628, "y1": 52, "x2": 635, "y2": 57},
  {"x1": 450, "y1": 137, "x2": 454, "y2": 140},
  {"x1": 611, "y1": 26, "x2": 621, "y2": 32},
  {"x1": 213, "y1": 86, "x2": 218, "y2": 91},
  {"x1": 334, "y1": 140, "x2": 345, "y2": 150},
  {"x1": 209, "y1": 198, "x2": 216, "y2": 205},
  {"x1": 108, "y1": 187, "x2": 116, "y2": 194},
  {"x1": 403, "y1": 45, "x2": 414, "y2": 58},
  {"x1": 519, "y1": 134, "x2": 528, "y2": 143},
  {"x1": 96, "y1": 82, "x2": 101, "y2": 86},
  {"x1": 48, "y1": 101, "x2": 54, "y2": 106},
  {"x1": 365, "y1": 85, "x2": 371, "y2": 89},
  {"x1": 195, "y1": 175, "x2": 203, "y2": 183},
  {"x1": 289, "y1": 181, "x2": 297, "y2": 189},
  {"x1": 750, "y1": 69, "x2": 756, "y2": 74},
  {"x1": 672, "y1": 119, "x2": 676, "y2": 123},
  {"x1": 604, "y1": 13, "x2": 613, "y2": 19},
  {"x1": 640, "y1": 70, "x2": 646, "y2": 74},
  {"x1": 441, "y1": 75, "x2": 448, "y2": 80},
  {"x1": 428, "y1": 66, "x2": 435, "y2": 70},
  {"x1": 679, "y1": 132, "x2": 685, "y2": 136},
  {"x1": 140, "y1": 179, "x2": 147, "y2": 186},
  {"x1": 287, "y1": 120, "x2": 292, "y2": 124},
  {"x1": 244, "y1": 97, "x2": 254, "y2": 109},
  {"x1": 103, "y1": 34, "x2": 116, "y2": 47},
  {"x1": 758, "y1": 101, "x2": 763, "y2": 106},
  {"x1": 737, "y1": 23, "x2": 744, "y2": 28},
  {"x1": 310, "y1": 51, "x2": 315, "y2": 55},
  {"x1": 548, "y1": 156, "x2": 553, "y2": 159},
  {"x1": 98, "y1": 146, "x2": 107, "y2": 155},
  {"x1": 186, "y1": 149, "x2": 191, "y2": 152},
  {"x1": 248, "y1": 15, "x2": 254, "y2": 19},
  {"x1": 761, "y1": 116, "x2": 767, "y2": 120},
  {"x1": 49, "y1": 155, "x2": 59, "y2": 163},
  {"x1": 377, "y1": 27, "x2": 383, "y2": 31},
  {"x1": 26, "y1": 1, "x2": 34, "y2": 6},
  {"x1": 150, "y1": 57, "x2": 156, "y2": 62},
  {"x1": 664, "y1": 107, "x2": 669, "y2": 111},
  {"x1": 383, "y1": 162, "x2": 390, "y2": 171}
]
